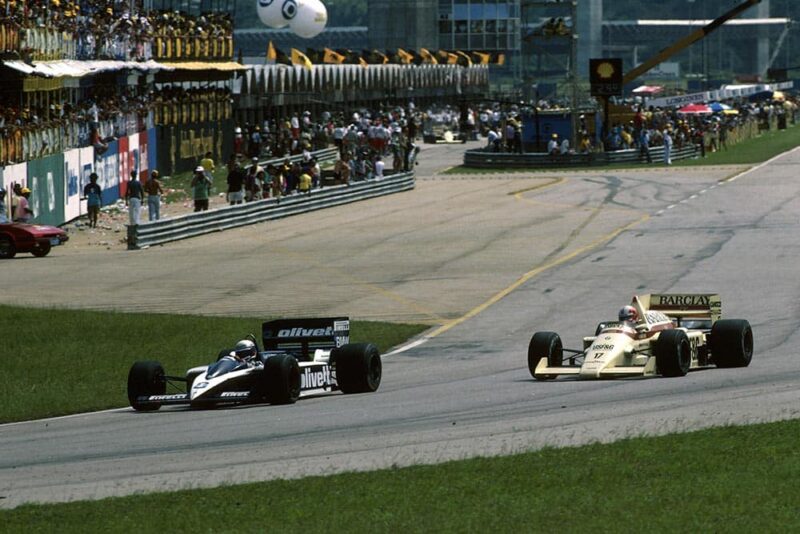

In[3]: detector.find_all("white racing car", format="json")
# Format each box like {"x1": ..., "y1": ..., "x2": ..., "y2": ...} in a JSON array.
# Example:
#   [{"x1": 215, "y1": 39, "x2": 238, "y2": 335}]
[
  {"x1": 529, "y1": 293, "x2": 753, "y2": 380},
  {"x1": 127, "y1": 317, "x2": 382, "y2": 411}
]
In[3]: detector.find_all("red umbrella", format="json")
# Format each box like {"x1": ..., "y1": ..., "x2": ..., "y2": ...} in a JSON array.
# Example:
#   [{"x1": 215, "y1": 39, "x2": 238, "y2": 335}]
[{"x1": 678, "y1": 103, "x2": 712, "y2": 114}]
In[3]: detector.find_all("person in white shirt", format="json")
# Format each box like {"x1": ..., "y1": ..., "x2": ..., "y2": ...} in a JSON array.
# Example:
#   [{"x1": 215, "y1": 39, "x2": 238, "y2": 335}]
[{"x1": 374, "y1": 156, "x2": 385, "y2": 179}]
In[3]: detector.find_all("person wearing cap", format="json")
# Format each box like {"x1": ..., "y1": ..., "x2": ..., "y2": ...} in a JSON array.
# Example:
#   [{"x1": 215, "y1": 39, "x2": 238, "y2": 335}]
[
  {"x1": 200, "y1": 151, "x2": 216, "y2": 183},
  {"x1": 190, "y1": 166, "x2": 212, "y2": 212},
  {"x1": 0, "y1": 188, "x2": 8, "y2": 223},
  {"x1": 83, "y1": 172, "x2": 102, "y2": 228},
  {"x1": 125, "y1": 170, "x2": 144, "y2": 226},
  {"x1": 145, "y1": 170, "x2": 164, "y2": 221},
  {"x1": 548, "y1": 133, "x2": 560, "y2": 159},
  {"x1": 14, "y1": 186, "x2": 33, "y2": 223}
]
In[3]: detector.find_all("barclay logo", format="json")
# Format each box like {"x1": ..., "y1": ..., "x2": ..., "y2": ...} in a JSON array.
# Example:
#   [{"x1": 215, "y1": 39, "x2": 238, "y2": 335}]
[
  {"x1": 278, "y1": 327, "x2": 335, "y2": 338},
  {"x1": 657, "y1": 295, "x2": 713, "y2": 307},
  {"x1": 301, "y1": 366, "x2": 331, "y2": 389}
]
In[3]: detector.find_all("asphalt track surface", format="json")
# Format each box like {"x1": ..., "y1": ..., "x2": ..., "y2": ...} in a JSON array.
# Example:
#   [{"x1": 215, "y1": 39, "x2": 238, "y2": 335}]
[{"x1": 3, "y1": 142, "x2": 800, "y2": 508}]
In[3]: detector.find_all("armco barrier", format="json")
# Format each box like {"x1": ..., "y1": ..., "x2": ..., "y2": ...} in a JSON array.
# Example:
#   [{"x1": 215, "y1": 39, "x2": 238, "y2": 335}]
[
  {"x1": 463, "y1": 144, "x2": 698, "y2": 169},
  {"x1": 128, "y1": 171, "x2": 415, "y2": 249}
]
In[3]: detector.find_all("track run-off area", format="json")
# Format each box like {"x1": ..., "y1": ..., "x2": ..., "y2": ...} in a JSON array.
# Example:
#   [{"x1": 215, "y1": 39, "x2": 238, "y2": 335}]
[{"x1": 2, "y1": 141, "x2": 800, "y2": 508}]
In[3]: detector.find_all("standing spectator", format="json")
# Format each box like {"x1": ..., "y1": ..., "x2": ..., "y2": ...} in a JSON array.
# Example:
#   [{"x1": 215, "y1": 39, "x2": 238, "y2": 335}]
[
  {"x1": 15, "y1": 187, "x2": 34, "y2": 223},
  {"x1": 200, "y1": 151, "x2": 216, "y2": 183},
  {"x1": 547, "y1": 134, "x2": 560, "y2": 159},
  {"x1": 639, "y1": 129, "x2": 652, "y2": 163},
  {"x1": 0, "y1": 188, "x2": 7, "y2": 223},
  {"x1": 249, "y1": 127, "x2": 262, "y2": 159},
  {"x1": 190, "y1": 166, "x2": 212, "y2": 212},
  {"x1": 663, "y1": 127, "x2": 673, "y2": 166},
  {"x1": 559, "y1": 136, "x2": 569, "y2": 156},
  {"x1": 269, "y1": 165, "x2": 284, "y2": 200},
  {"x1": 233, "y1": 127, "x2": 244, "y2": 155},
  {"x1": 10, "y1": 184, "x2": 22, "y2": 221},
  {"x1": 125, "y1": 171, "x2": 144, "y2": 226},
  {"x1": 505, "y1": 121, "x2": 515, "y2": 152},
  {"x1": 145, "y1": 170, "x2": 164, "y2": 221},
  {"x1": 374, "y1": 155, "x2": 385, "y2": 179},
  {"x1": 83, "y1": 172, "x2": 103, "y2": 228},
  {"x1": 334, "y1": 155, "x2": 350, "y2": 186},
  {"x1": 226, "y1": 160, "x2": 246, "y2": 205}
]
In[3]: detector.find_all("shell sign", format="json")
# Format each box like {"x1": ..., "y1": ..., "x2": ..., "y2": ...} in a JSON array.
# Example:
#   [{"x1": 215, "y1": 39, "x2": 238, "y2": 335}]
[{"x1": 590, "y1": 58, "x2": 623, "y2": 97}]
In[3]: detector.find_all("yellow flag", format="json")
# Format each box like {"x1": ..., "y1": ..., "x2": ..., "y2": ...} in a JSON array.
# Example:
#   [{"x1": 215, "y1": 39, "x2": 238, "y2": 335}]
[
  {"x1": 323, "y1": 47, "x2": 345, "y2": 64},
  {"x1": 266, "y1": 40, "x2": 277, "y2": 63},
  {"x1": 291, "y1": 48, "x2": 313, "y2": 70}
]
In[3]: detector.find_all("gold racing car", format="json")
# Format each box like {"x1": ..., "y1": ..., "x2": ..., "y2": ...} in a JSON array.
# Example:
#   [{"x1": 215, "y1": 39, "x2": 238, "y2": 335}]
[{"x1": 529, "y1": 293, "x2": 753, "y2": 380}]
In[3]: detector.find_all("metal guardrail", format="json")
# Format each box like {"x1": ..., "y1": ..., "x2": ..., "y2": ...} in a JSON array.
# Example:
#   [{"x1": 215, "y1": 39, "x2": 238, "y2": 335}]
[
  {"x1": 463, "y1": 144, "x2": 698, "y2": 169},
  {"x1": 128, "y1": 171, "x2": 415, "y2": 249}
]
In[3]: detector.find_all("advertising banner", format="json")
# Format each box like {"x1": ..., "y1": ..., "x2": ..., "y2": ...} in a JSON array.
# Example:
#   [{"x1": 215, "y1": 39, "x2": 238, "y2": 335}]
[
  {"x1": 157, "y1": 118, "x2": 233, "y2": 176},
  {"x1": 1, "y1": 162, "x2": 27, "y2": 193},
  {"x1": 63, "y1": 148, "x2": 82, "y2": 222},
  {"x1": 96, "y1": 139, "x2": 121, "y2": 205},
  {"x1": 28, "y1": 153, "x2": 65, "y2": 226}
]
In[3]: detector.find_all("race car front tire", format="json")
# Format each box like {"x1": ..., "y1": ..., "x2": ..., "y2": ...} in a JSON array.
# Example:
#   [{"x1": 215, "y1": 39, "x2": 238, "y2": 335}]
[
  {"x1": 127, "y1": 361, "x2": 167, "y2": 411},
  {"x1": 332, "y1": 343, "x2": 382, "y2": 394},
  {"x1": 263, "y1": 354, "x2": 301, "y2": 404},
  {"x1": 711, "y1": 319, "x2": 753, "y2": 368},
  {"x1": 528, "y1": 331, "x2": 562, "y2": 380},
  {"x1": 655, "y1": 330, "x2": 691, "y2": 377}
]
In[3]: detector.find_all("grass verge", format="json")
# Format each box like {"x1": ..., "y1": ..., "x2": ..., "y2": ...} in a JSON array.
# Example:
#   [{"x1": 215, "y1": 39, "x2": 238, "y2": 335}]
[
  {"x1": 0, "y1": 305, "x2": 427, "y2": 423},
  {"x1": 4, "y1": 418, "x2": 799, "y2": 531},
  {"x1": 448, "y1": 122, "x2": 800, "y2": 174}
]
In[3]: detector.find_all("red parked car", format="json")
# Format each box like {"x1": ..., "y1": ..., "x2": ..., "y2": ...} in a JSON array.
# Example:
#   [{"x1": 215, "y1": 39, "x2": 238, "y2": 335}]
[{"x1": 0, "y1": 222, "x2": 69, "y2": 258}]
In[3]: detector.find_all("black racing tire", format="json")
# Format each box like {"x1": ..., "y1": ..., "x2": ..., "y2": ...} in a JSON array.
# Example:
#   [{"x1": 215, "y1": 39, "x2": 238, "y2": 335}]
[
  {"x1": 263, "y1": 354, "x2": 301, "y2": 404},
  {"x1": 528, "y1": 331, "x2": 562, "y2": 380},
  {"x1": 655, "y1": 329, "x2": 691, "y2": 377},
  {"x1": 31, "y1": 240, "x2": 51, "y2": 257},
  {"x1": 127, "y1": 361, "x2": 166, "y2": 411},
  {"x1": 332, "y1": 343, "x2": 382, "y2": 394},
  {"x1": 0, "y1": 236, "x2": 16, "y2": 259},
  {"x1": 711, "y1": 319, "x2": 753, "y2": 368}
]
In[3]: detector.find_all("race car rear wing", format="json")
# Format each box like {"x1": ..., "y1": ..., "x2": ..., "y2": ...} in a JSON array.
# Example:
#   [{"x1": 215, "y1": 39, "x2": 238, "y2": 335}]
[
  {"x1": 639, "y1": 293, "x2": 722, "y2": 324},
  {"x1": 262, "y1": 317, "x2": 350, "y2": 359}
]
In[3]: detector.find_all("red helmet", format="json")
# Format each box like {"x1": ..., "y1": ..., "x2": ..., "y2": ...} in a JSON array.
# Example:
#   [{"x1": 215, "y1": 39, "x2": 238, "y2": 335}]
[{"x1": 618, "y1": 305, "x2": 638, "y2": 323}]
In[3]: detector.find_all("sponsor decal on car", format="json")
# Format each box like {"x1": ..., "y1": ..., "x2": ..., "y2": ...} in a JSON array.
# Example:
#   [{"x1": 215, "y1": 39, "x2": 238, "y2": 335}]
[
  {"x1": 592, "y1": 344, "x2": 615, "y2": 351},
  {"x1": 301, "y1": 365, "x2": 332, "y2": 389},
  {"x1": 278, "y1": 326, "x2": 336, "y2": 338},
  {"x1": 656, "y1": 295, "x2": 715, "y2": 307},
  {"x1": 148, "y1": 394, "x2": 188, "y2": 401},
  {"x1": 219, "y1": 391, "x2": 250, "y2": 398}
]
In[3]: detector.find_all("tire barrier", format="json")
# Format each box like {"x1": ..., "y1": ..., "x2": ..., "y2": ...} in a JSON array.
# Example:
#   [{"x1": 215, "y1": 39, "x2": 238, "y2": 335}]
[
  {"x1": 127, "y1": 171, "x2": 415, "y2": 250},
  {"x1": 463, "y1": 144, "x2": 699, "y2": 169}
]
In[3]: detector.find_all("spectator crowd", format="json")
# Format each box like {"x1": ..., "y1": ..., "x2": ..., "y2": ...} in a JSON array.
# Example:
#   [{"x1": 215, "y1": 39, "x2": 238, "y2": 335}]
[{"x1": 0, "y1": 0, "x2": 232, "y2": 61}]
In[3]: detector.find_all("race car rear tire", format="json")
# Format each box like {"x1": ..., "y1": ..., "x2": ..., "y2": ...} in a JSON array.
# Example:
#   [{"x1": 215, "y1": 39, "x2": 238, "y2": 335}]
[
  {"x1": 528, "y1": 331, "x2": 562, "y2": 380},
  {"x1": 332, "y1": 343, "x2": 382, "y2": 394},
  {"x1": 0, "y1": 236, "x2": 16, "y2": 259},
  {"x1": 263, "y1": 354, "x2": 301, "y2": 405},
  {"x1": 711, "y1": 319, "x2": 753, "y2": 368},
  {"x1": 655, "y1": 330, "x2": 691, "y2": 377},
  {"x1": 31, "y1": 240, "x2": 51, "y2": 257},
  {"x1": 127, "y1": 361, "x2": 166, "y2": 411}
]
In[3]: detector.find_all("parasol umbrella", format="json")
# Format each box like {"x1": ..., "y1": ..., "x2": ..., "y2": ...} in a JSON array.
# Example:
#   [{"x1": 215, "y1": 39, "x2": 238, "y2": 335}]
[
  {"x1": 678, "y1": 103, "x2": 713, "y2": 114},
  {"x1": 709, "y1": 102, "x2": 731, "y2": 113}
]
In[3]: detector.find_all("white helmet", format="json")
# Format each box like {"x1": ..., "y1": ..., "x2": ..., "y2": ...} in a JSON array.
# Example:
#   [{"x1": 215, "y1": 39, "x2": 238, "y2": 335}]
[{"x1": 234, "y1": 339, "x2": 257, "y2": 360}]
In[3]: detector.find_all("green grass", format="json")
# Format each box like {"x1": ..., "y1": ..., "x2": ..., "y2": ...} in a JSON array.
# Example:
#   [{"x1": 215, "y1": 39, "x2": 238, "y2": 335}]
[
  {"x1": 0, "y1": 306, "x2": 427, "y2": 423},
  {"x1": 450, "y1": 122, "x2": 800, "y2": 174},
  {"x1": 4, "y1": 418, "x2": 800, "y2": 532}
]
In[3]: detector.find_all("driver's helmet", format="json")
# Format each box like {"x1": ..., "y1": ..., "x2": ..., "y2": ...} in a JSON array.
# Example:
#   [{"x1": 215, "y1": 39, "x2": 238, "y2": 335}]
[
  {"x1": 233, "y1": 339, "x2": 257, "y2": 360},
  {"x1": 618, "y1": 305, "x2": 639, "y2": 323}
]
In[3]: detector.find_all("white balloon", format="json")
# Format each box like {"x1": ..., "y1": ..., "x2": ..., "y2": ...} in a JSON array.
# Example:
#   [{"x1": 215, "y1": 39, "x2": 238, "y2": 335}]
[
  {"x1": 257, "y1": 0, "x2": 299, "y2": 29},
  {"x1": 290, "y1": 0, "x2": 328, "y2": 39}
]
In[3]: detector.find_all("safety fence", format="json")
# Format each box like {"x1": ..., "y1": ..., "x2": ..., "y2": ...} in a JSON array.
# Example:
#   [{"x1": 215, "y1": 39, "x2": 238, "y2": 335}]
[
  {"x1": 128, "y1": 170, "x2": 415, "y2": 250},
  {"x1": 463, "y1": 144, "x2": 699, "y2": 169}
]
